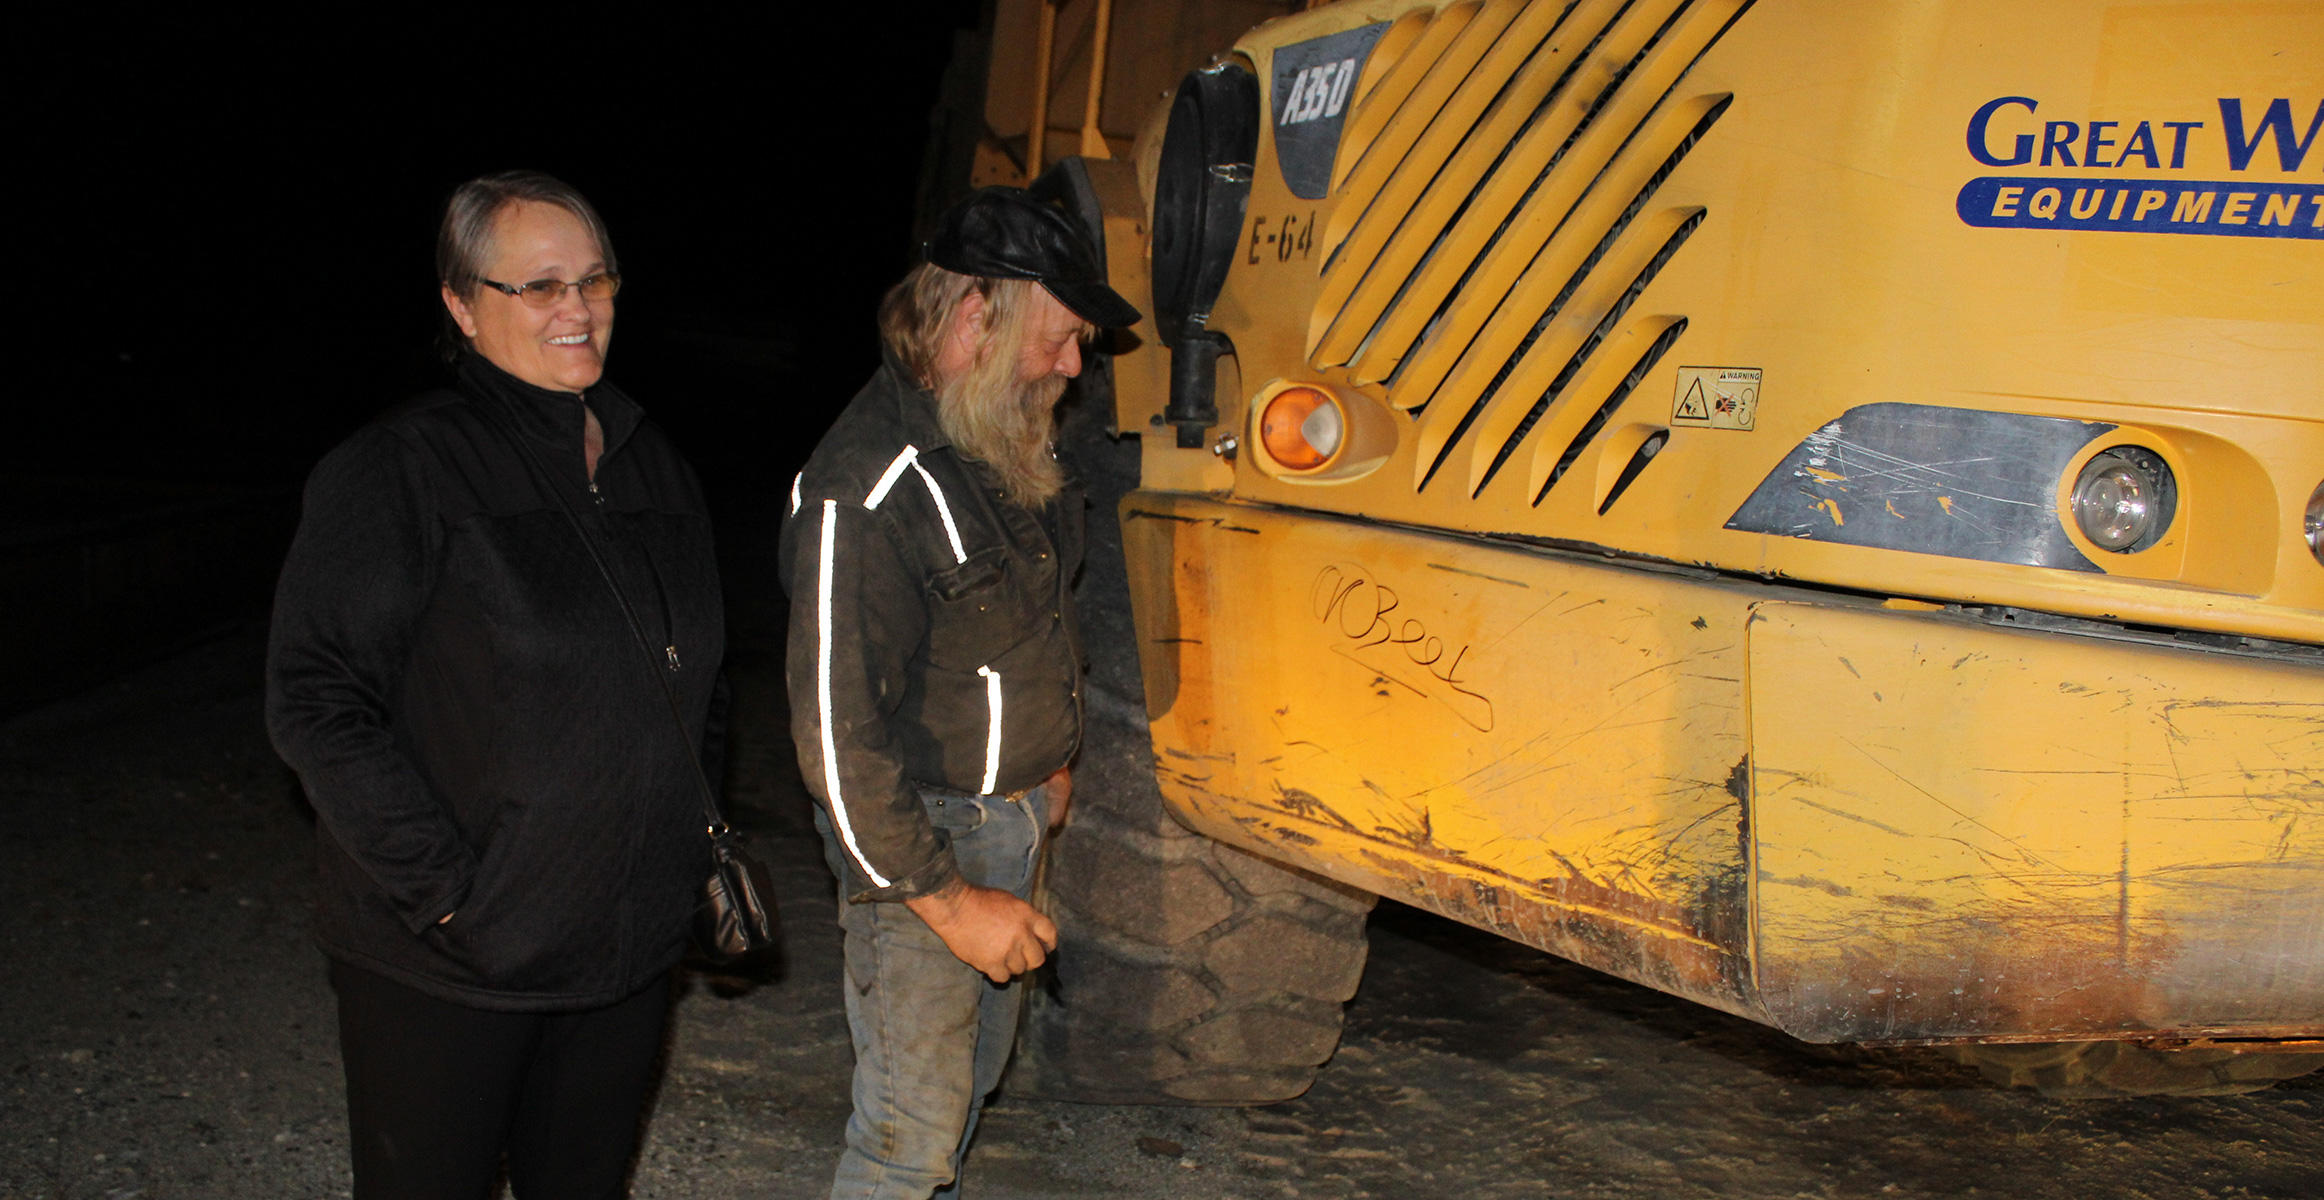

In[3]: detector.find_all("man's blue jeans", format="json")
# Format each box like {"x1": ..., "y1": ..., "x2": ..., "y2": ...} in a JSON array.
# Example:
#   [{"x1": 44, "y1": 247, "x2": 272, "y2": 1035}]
[{"x1": 816, "y1": 784, "x2": 1049, "y2": 1200}]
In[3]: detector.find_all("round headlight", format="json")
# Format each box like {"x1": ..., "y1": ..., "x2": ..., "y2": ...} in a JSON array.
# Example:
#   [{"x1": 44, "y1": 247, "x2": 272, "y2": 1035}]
[
  {"x1": 1259, "y1": 386, "x2": 1343, "y2": 471},
  {"x1": 2071, "y1": 446, "x2": 2176, "y2": 553},
  {"x1": 2306, "y1": 480, "x2": 2323, "y2": 566}
]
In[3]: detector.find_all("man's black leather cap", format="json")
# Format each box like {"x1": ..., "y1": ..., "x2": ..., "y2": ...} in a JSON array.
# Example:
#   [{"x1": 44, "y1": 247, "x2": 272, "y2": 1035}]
[{"x1": 927, "y1": 187, "x2": 1142, "y2": 328}]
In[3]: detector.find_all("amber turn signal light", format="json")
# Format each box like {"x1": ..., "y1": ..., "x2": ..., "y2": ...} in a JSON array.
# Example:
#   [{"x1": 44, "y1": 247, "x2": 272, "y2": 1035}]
[{"x1": 1258, "y1": 385, "x2": 1343, "y2": 471}]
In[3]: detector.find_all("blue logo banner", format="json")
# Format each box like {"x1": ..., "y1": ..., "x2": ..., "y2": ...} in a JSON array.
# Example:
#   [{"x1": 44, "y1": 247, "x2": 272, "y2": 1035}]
[{"x1": 1957, "y1": 177, "x2": 2323, "y2": 239}]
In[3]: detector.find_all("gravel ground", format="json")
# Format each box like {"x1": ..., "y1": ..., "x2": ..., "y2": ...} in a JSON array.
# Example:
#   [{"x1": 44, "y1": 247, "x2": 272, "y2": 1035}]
[{"x1": 5, "y1": 613, "x2": 2321, "y2": 1200}]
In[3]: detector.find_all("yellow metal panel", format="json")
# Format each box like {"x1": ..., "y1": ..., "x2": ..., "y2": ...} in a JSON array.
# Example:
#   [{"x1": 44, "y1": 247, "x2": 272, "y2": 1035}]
[
  {"x1": 1124, "y1": 490, "x2": 1763, "y2": 1017},
  {"x1": 1122, "y1": 493, "x2": 2324, "y2": 1041},
  {"x1": 1749, "y1": 601, "x2": 2324, "y2": 1042},
  {"x1": 1130, "y1": 0, "x2": 2323, "y2": 643}
]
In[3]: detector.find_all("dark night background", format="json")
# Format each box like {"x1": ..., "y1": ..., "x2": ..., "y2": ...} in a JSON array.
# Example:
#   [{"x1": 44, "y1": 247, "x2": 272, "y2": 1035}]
[
  {"x1": 13, "y1": 5, "x2": 986, "y2": 709},
  {"x1": 14, "y1": 16, "x2": 2324, "y2": 1198}
]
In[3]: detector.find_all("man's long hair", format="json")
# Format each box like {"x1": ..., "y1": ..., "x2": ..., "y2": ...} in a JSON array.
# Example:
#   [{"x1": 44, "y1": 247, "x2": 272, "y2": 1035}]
[
  {"x1": 877, "y1": 262, "x2": 980, "y2": 389},
  {"x1": 878, "y1": 264, "x2": 1066, "y2": 508}
]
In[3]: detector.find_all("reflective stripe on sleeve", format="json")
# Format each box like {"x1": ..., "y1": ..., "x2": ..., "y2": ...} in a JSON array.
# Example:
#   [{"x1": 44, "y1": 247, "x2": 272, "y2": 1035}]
[
  {"x1": 862, "y1": 446, "x2": 967, "y2": 564},
  {"x1": 864, "y1": 447, "x2": 918, "y2": 510},
  {"x1": 976, "y1": 665, "x2": 1003, "y2": 796},
  {"x1": 909, "y1": 462, "x2": 969, "y2": 565},
  {"x1": 817, "y1": 499, "x2": 891, "y2": 889},
  {"x1": 789, "y1": 472, "x2": 803, "y2": 516}
]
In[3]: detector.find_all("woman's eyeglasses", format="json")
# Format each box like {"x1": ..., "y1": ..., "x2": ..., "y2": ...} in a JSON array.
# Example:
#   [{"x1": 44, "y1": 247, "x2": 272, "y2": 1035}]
[{"x1": 479, "y1": 272, "x2": 622, "y2": 308}]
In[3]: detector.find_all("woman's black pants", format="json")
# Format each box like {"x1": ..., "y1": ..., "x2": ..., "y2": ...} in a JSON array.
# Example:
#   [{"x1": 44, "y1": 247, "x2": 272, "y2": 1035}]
[{"x1": 329, "y1": 960, "x2": 671, "y2": 1200}]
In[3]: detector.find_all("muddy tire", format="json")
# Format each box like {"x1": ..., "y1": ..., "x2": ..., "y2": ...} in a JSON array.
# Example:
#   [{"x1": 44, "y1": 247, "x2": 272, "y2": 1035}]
[
  {"x1": 1005, "y1": 373, "x2": 1376, "y2": 1106},
  {"x1": 1012, "y1": 747, "x2": 1374, "y2": 1104},
  {"x1": 1945, "y1": 1042, "x2": 2324, "y2": 1098}
]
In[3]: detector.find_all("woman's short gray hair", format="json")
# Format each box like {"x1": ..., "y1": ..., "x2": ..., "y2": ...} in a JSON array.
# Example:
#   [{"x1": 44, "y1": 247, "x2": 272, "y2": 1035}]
[{"x1": 435, "y1": 170, "x2": 617, "y2": 352}]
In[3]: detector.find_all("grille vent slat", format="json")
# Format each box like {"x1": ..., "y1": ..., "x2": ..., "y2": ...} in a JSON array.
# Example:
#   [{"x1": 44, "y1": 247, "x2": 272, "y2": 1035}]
[
  {"x1": 1320, "y1": 1, "x2": 1511, "y2": 272},
  {"x1": 1327, "y1": 7, "x2": 1481, "y2": 221},
  {"x1": 1314, "y1": 0, "x2": 1681, "y2": 387},
  {"x1": 1461, "y1": 205, "x2": 1704, "y2": 496},
  {"x1": 1518, "y1": 90, "x2": 1732, "y2": 502},
  {"x1": 1309, "y1": 0, "x2": 1592, "y2": 368},
  {"x1": 1536, "y1": 315, "x2": 1692, "y2": 504},
  {"x1": 1524, "y1": 315, "x2": 1689, "y2": 500},
  {"x1": 1453, "y1": 89, "x2": 1730, "y2": 496},
  {"x1": 1399, "y1": 0, "x2": 1722, "y2": 421},
  {"x1": 1324, "y1": 0, "x2": 1746, "y2": 499},
  {"x1": 1339, "y1": 0, "x2": 1634, "y2": 379}
]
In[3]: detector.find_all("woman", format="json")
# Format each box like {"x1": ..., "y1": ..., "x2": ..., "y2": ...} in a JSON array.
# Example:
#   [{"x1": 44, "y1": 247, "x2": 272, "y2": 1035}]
[{"x1": 266, "y1": 170, "x2": 724, "y2": 1199}]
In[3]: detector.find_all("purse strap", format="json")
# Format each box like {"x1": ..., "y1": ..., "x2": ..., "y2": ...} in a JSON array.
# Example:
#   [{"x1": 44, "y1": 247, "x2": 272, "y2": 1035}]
[{"x1": 475, "y1": 397, "x2": 733, "y2": 838}]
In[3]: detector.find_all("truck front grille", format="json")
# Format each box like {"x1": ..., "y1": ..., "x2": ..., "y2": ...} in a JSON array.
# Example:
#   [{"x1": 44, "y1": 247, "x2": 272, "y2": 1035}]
[{"x1": 1307, "y1": 0, "x2": 1747, "y2": 501}]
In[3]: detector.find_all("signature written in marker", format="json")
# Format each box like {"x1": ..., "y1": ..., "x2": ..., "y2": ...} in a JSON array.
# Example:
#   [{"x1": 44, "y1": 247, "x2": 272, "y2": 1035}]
[{"x1": 1311, "y1": 564, "x2": 1495, "y2": 731}]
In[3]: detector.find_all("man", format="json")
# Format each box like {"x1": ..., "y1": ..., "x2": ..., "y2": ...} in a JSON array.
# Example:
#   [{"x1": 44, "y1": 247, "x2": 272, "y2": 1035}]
[{"x1": 781, "y1": 187, "x2": 1141, "y2": 1199}]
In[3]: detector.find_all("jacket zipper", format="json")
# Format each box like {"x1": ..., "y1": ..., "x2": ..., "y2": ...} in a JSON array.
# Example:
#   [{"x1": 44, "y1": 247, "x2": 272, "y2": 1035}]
[{"x1": 584, "y1": 458, "x2": 678, "y2": 671}]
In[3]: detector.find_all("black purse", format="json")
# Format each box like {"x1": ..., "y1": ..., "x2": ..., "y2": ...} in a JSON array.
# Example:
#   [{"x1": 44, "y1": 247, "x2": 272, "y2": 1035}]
[
  {"x1": 697, "y1": 823, "x2": 779, "y2": 961},
  {"x1": 484, "y1": 403, "x2": 779, "y2": 965}
]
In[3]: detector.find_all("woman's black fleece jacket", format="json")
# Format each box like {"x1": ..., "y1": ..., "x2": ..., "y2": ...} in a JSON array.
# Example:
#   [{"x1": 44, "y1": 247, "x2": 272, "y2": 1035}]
[{"x1": 266, "y1": 354, "x2": 725, "y2": 1012}]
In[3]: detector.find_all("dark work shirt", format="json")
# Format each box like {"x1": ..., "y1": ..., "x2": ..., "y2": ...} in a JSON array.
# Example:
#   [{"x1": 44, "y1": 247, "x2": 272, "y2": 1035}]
[{"x1": 780, "y1": 353, "x2": 1084, "y2": 902}]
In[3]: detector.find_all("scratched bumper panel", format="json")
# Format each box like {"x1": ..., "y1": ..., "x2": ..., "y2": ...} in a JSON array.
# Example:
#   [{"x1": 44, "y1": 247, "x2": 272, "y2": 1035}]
[
  {"x1": 1122, "y1": 489, "x2": 1763, "y2": 1022},
  {"x1": 1748, "y1": 600, "x2": 2324, "y2": 1044},
  {"x1": 1725, "y1": 402, "x2": 2109, "y2": 570}
]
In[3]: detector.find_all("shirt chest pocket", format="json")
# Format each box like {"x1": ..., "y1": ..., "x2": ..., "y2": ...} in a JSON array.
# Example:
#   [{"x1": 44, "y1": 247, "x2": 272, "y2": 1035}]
[{"x1": 922, "y1": 545, "x2": 1033, "y2": 672}]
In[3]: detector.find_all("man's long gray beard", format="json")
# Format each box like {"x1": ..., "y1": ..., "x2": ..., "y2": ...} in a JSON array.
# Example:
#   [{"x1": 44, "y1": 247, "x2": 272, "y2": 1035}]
[{"x1": 937, "y1": 368, "x2": 1068, "y2": 510}]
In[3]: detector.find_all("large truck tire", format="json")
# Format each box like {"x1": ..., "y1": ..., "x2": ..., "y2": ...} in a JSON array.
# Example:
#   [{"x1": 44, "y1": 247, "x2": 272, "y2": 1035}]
[
  {"x1": 1014, "y1": 720, "x2": 1374, "y2": 1105},
  {"x1": 1006, "y1": 374, "x2": 1375, "y2": 1106},
  {"x1": 1945, "y1": 1042, "x2": 2324, "y2": 1099}
]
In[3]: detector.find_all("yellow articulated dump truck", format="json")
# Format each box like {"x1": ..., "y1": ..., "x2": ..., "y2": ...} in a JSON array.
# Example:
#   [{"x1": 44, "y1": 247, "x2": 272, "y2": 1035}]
[{"x1": 955, "y1": 0, "x2": 2324, "y2": 1102}]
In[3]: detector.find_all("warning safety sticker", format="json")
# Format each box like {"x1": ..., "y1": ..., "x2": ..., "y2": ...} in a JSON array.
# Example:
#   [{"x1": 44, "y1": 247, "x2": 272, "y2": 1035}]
[{"x1": 1672, "y1": 367, "x2": 1759, "y2": 430}]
